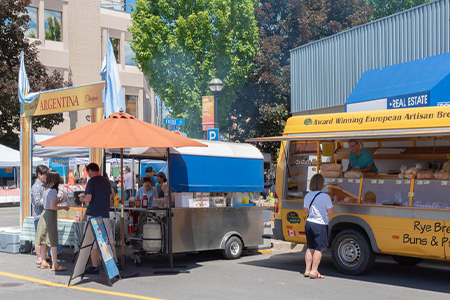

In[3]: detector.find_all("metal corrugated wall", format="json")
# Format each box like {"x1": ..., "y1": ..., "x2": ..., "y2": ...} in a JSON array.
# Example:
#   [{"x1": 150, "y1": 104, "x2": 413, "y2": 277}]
[{"x1": 291, "y1": 0, "x2": 450, "y2": 113}]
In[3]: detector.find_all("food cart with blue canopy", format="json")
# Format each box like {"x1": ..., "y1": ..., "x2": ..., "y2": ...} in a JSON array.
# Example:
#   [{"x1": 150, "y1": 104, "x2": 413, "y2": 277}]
[{"x1": 129, "y1": 140, "x2": 264, "y2": 264}]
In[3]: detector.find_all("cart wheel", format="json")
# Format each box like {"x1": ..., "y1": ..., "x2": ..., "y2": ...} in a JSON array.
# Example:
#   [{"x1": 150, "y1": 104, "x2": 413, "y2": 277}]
[
  {"x1": 223, "y1": 236, "x2": 243, "y2": 260},
  {"x1": 133, "y1": 256, "x2": 141, "y2": 267}
]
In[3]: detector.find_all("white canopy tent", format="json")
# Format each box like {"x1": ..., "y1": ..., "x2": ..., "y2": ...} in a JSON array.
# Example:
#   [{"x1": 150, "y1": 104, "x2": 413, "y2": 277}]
[{"x1": 0, "y1": 144, "x2": 43, "y2": 167}]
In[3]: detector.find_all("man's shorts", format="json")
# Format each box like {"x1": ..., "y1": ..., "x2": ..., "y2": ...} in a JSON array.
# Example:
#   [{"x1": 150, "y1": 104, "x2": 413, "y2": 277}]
[
  {"x1": 85, "y1": 216, "x2": 115, "y2": 249},
  {"x1": 305, "y1": 221, "x2": 328, "y2": 251}
]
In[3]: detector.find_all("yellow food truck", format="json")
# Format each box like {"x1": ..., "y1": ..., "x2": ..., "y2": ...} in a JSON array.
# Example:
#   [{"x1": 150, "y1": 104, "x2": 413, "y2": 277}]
[{"x1": 252, "y1": 106, "x2": 450, "y2": 275}]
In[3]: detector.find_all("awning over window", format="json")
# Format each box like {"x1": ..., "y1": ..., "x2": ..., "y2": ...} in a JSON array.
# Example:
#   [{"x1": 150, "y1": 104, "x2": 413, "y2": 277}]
[{"x1": 346, "y1": 52, "x2": 450, "y2": 112}]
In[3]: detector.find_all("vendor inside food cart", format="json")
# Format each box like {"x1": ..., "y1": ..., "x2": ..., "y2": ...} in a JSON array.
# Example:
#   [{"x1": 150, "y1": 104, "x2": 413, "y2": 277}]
[{"x1": 346, "y1": 139, "x2": 378, "y2": 173}]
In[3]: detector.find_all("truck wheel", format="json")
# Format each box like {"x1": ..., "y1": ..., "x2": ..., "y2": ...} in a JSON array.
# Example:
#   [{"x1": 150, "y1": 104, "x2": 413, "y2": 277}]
[
  {"x1": 332, "y1": 229, "x2": 375, "y2": 275},
  {"x1": 223, "y1": 236, "x2": 243, "y2": 259},
  {"x1": 392, "y1": 255, "x2": 422, "y2": 266}
]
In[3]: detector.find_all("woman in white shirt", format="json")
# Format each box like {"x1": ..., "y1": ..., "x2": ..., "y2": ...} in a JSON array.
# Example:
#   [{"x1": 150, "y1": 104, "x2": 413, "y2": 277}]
[
  {"x1": 35, "y1": 170, "x2": 69, "y2": 271},
  {"x1": 303, "y1": 174, "x2": 335, "y2": 279}
]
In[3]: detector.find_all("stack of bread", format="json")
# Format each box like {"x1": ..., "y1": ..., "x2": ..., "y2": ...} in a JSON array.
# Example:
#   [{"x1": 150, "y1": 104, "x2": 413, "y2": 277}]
[
  {"x1": 319, "y1": 163, "x2": 342, "y2": 178},
  {"x1": 344, "y1": 168, "x2": 363, "y2": 178}
]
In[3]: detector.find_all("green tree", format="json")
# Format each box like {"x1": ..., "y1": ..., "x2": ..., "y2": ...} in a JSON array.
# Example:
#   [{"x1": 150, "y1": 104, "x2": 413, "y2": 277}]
[
  {"x1": 228, "y1": 0, "x2": 372, "y2": 158},
  {"x1": 129, "y1": 0, "x2": 259, "y2": 137},
  {"x1": 366, "y1": 0, "x2": 433, "y2": 20},
  {"x1": 0, "y1": 0, "x2": 65, "y2": 149}
]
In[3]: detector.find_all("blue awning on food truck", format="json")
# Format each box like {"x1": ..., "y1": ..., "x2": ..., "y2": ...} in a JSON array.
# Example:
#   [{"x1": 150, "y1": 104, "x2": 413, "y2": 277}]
[
  {"x1": 345, "y1": 52, "x2": 450, "y2": 112},
  {"x1": 169, "y1": 140, "x2": 264, "y2": 192}
]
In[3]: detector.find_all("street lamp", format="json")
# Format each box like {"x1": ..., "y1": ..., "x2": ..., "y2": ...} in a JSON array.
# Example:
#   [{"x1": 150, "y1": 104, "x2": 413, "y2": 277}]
[{"x1": 208, "y1": 78, "x2": 224, "y2": 129}]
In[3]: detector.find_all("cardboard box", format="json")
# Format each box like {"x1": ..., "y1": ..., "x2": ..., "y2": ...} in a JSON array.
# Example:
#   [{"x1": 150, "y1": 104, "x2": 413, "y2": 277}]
[
  {"x1": 175, "y1": 192, "x2": 194, "y2": 208},
  {"x1": 57, "y1": 207, "x2": 87, "y2": 220}
]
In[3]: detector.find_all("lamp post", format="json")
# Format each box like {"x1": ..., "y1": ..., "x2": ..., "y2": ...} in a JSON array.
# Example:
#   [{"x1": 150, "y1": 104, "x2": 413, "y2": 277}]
[{"x1": 208, "y1": 78, "x2": 224, "y2": 129}]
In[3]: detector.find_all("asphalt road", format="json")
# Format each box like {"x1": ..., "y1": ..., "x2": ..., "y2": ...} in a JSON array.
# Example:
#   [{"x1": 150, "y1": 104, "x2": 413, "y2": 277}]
[{"x1": 1, "y1": 205, "x2": 450, "y2": 300}]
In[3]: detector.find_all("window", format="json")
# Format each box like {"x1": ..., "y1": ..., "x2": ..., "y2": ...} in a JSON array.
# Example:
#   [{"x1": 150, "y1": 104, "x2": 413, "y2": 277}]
[
  {"x1": 126, "y1": 95, "x2": 137, "y2": 116},
  {"x1": 110, "y1": 38, "x2": 120, "y2": 63},
  {"x1": 44, "y1": 10, "x2": 62, "y2": 41},
  {"x1": 125, "y1": 40, "x2": 136, "y2": 66},
  {"x1": 25, "y1": 7, "x2": 38, "y2": 38}
]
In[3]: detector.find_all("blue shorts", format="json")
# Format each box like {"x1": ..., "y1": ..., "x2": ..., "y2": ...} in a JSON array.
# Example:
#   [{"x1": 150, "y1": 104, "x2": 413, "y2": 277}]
[{"x1": 305, "y1": 221, "x2": 328, "y2": 251}]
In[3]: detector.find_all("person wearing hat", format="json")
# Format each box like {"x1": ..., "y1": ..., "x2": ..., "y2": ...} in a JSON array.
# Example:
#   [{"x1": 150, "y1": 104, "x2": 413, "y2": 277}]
[
  {"x1": 156, "y1": 172, "x2": 168, "y2": 198},
  {"x1": 140, "y1": 166, "x2": 156, "y2": 187}
]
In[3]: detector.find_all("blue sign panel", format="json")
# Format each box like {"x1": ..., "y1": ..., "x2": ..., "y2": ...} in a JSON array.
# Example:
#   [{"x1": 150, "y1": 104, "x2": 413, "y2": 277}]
[
  {"x1": 168, "y1": 124, "x2": 180, "y2": 131},
  {"x1": 90, "y1": 217, "x2": 119, "y2": 279},
  {"x1": 387, "y1": 91, "x2": 430, "y2": 109},
  {"x1": 50, "y1": 157, "x2": 69, "y2": 166},
  {"x1": 207, "y1": 129, "x2": 219, "y2": 141},
  {"x1": 163, "y1": 118, "x2": 185, "y2": 125}
]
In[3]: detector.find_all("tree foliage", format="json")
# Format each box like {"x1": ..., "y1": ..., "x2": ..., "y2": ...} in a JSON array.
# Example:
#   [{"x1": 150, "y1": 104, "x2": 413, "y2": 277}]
[
  {"x1": 129, "y1": 0, "x2": 259, "y2": 137},
  {"x1": 0, "y1": 0, "x2": 65, "y2": 149},
  {"x1": 228, "y1": 0, "x2": 372, "y2": 158},
  {"x1": 366, "y1": 0, "x2": 433, "y2": 20}
]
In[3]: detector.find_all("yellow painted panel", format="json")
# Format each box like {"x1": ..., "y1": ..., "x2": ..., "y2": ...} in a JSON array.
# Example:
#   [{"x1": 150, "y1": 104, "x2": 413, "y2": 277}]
[
  {"x1": 21, "y1": 82, "x2": 104, "y2": 117},
  {"x1": 284, "y1": 106, "x2": 450, "y2": 134}
]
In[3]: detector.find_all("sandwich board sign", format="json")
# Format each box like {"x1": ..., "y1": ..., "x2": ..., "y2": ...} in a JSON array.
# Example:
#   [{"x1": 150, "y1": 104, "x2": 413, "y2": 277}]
[{"x1": 68, "y1": 217, "x2": 120, "y2": 286}]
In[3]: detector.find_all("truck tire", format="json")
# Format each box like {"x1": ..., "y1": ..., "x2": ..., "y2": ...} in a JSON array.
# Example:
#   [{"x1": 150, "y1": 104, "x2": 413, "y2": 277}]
[
  {"x1": 332, "y1": 229, "x2": 375, "y2": 275},
  {"x1": 223, "y1": 236, "x2": 243, "y2": 259},
  {"x1": 392, "y1": 255, "x2": 422, "y2": 266}
]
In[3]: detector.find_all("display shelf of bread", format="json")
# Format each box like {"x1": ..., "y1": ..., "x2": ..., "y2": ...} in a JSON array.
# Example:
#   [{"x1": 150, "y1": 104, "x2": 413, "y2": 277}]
[{"x1": 334, "y1": 146, "x2": 450, "y2": 160}]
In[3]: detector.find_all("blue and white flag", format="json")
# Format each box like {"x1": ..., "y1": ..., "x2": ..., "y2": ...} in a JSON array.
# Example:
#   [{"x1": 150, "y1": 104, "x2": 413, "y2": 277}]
[
  {"x1": 18, "y1": 51, "x2": 40, "y2": 103},
  {"x1": 101, "y1": 33, "x2": 126, "y2": 118}
]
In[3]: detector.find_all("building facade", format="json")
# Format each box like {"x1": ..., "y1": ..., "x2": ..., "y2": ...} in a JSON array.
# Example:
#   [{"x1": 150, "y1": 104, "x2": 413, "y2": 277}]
[
  {"x1": 290, "y1": 0, "x2": 450, "y2": 115},
  {"x1": 26, "y1": 0, "x2": 157, "y2": 133}
]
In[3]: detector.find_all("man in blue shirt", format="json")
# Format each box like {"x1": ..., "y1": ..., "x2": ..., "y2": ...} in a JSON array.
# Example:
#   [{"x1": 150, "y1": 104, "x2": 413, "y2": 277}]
[{"x1": 79, "y1": 163, "x2": 118, "y2": 274}]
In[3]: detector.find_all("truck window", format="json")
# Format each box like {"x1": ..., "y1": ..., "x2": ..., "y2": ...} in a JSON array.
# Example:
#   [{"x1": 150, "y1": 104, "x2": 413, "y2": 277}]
[
  {"x1": 360, "y1": 179, "x2": 410, "y2": 206},
  {"x1": 285, "y1": 142, "x2": 318, "y2": 199},
  {"x1": 412, "y1": 179, "x2": 450, "y2": 208}
]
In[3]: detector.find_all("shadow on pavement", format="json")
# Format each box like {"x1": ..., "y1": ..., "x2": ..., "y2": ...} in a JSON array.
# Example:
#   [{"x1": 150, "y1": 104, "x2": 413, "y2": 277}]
[{"x1": 240, "y1": 250, "x2": 450, "y2": 294}]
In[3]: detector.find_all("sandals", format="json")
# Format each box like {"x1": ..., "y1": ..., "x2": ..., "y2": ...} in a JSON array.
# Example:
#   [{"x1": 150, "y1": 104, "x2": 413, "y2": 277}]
[
  {"x1": 303, "y1": 272, "x2": 311, "y2": 278},
  {"x1": 40, "y1": 262, "x2": 50, "y2": 269},
  {"x1": 309, "y1": 272, "x2": 324, "y2": 279},
  {"x1": 52, "y1": 265, "x2": 67, "y2": 271}
]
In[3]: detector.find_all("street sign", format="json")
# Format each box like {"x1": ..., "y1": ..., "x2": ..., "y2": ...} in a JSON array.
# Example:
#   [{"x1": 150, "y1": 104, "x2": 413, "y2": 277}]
[
  {"x1": 207, "y1": 129, "x2": 219, "y2": 141},
  {"x1": 168, "y1": 124, "x2": 180, "y2": 131},
  {"x1": 163, "y1": 118, "x2": 185, "y2": 125}
]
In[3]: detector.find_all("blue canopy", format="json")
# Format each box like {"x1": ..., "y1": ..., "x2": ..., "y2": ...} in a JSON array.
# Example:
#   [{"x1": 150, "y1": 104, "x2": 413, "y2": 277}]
[
  {"x1": 346, "y1": 52, "x2": 450, "y2": 111},
  {"x1": 169, "y1": 141, "x2": 264, "y2": 192}
]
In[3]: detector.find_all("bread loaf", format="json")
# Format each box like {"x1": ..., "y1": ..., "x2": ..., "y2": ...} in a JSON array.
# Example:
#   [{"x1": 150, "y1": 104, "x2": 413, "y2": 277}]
[
  {"x1": 416, "y1": 171, "x2": 433, "y2": 179},
  {"x1": 344, "y1": 169, "x2": 363, "y2": 178},
  {"x1": 343, "y1": 197, "x2": 357, "y2": 203},
  {"x1": 320, "y1": 170, "x2": 341, "y2": 178},
  {"x1": 320, "y1": 163, "x2": 343, "y2": 171},
  {"x1": 434, "y1": 172, "x2": 450, "y2": 180}
]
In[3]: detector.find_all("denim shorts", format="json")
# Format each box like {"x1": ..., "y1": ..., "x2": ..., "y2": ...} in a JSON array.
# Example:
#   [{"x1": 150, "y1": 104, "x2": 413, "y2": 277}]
[{"x1": 305, "y1": 221, "x2": 329, "y2": 251}]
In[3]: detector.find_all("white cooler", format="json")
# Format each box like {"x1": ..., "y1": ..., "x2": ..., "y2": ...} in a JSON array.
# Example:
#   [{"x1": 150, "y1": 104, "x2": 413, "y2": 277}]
[{"x1": 0, "y1": 227, "x2": 21, "y2": 254}]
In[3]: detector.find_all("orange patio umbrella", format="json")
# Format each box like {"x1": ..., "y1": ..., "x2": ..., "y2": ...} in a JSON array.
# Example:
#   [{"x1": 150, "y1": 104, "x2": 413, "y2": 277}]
[{"x1": 38, "y1": 111, "x2": 207, "y2": 270}]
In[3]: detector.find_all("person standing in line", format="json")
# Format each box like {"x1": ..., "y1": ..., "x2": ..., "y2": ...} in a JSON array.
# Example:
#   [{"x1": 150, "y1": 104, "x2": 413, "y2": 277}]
[
  {"x1": 303, "y1": 174, "x2": 335, "y2": 279},
  {"x1": 31, "y1": 165, "x2": 49, "y2": 265},
  {"x1": 35, "y1": 170, "x2": 70, "y2": 271},
  {"x1": 79, "y1": 163, "x2": 118, "y2": 274},
  {"x1": 124, "y1": 166, "x2": 134, "y2": 199}
]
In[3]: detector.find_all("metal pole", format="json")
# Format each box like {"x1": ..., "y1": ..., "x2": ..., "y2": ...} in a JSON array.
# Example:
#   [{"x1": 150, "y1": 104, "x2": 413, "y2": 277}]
[
  {"x1": 213, "y1": 91, "x2": 219, "y2": 129},
  {"x1": 120, "y1": 148, "x2": 125, "y2": 270},
  {"x1": 166, "y1": 147, "x2": 173, "y2": 271}
]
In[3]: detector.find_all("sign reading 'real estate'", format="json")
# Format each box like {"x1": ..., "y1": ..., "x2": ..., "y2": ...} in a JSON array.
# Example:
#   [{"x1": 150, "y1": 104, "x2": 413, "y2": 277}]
[{"x1": 21, "y1": 82, "x2": 104, "y2": 117}]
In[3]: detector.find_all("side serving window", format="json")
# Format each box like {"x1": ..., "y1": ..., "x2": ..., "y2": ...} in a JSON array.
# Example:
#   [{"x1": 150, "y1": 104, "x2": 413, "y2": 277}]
[{"x1": 285, "y1": 141, "x2": 318, "y2": 199}]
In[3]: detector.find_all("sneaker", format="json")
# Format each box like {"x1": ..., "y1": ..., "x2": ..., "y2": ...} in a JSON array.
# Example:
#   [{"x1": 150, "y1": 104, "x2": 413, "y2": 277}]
[{"x1": 84, "y1": 266, "x2": 99, "y2": 274}]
